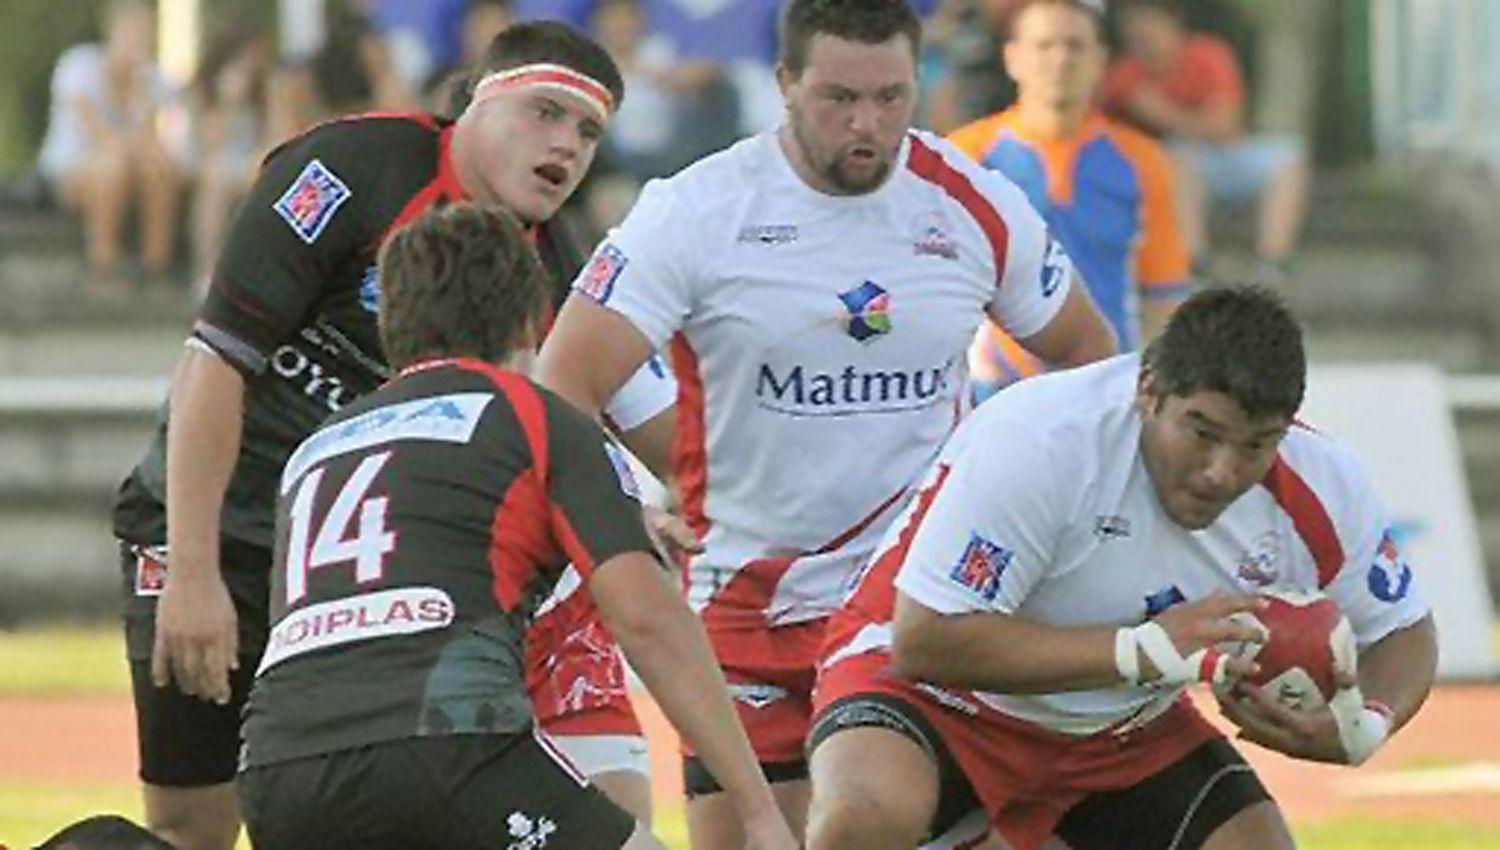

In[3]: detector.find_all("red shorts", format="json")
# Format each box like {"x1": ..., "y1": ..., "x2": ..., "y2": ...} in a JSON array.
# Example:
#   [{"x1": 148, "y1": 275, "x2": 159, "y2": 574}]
[
  {"x1": 680, "y1": 618, "x2": 828, "y2": 765},
  {"x1": 813, "y1": 653, "x2": 1222, "y2": 850},
  {"x1": 526, "y1": 588, "x2": 641, "y2": 739}
]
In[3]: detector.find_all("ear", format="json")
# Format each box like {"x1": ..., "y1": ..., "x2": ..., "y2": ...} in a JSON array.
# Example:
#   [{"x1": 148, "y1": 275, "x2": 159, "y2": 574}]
[
  {"x1": 776, "y1": 62, "x2": 799, "y2": 96},
  {"x1": 1135, "y1": 367, "x2": 1158, "y2": 414}
]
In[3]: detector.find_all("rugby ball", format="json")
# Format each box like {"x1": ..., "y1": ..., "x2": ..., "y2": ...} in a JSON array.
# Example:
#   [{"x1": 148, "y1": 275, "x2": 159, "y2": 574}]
[{"x1": 1226, "y1": 588, "x2": 1356, "y2": 710}]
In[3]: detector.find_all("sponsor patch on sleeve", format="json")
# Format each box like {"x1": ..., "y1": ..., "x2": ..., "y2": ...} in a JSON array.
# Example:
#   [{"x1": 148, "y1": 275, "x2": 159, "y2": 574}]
[
  {"x1": 577, "y1": 243, "x2": 628, "y2": 304},
  {"x1": 273, "y1": 158, "x2": 353, "y2": 244},
  {"x1": 948, "y1": 532, "x2": 1012, "y2": 603},
  {"x1": 1367, "y1": 526, "x2": 1414, "y2": 602},
  {"x1": 1038, "y1": 235, "x2": 1070, "y2": 298}
]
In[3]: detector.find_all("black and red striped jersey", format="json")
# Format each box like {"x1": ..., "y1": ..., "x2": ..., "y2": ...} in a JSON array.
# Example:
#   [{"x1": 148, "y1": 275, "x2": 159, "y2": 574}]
[
  {"x1": 112, "y1": 113, "x2": 587, "y2": 551},
  {"x1": 241, "y1": 358, "x2": 655, "y2": 767}
]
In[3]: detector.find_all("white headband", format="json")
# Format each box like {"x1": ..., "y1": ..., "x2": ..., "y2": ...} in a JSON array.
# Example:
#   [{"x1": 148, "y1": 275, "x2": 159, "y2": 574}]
[{"x1": 468, "y1": 63, "x2": 615, "y2": 122}]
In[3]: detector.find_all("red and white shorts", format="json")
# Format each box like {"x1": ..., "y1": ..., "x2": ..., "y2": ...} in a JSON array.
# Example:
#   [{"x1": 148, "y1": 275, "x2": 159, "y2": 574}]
[
  {"x1": 682, "y1": 618, "x2": 828, "y2": 768},
  {"x1": 527, "y1": 582, "x2": 646, "y2": 777},
  {"x1": 811, "y1": 653, "x2": 1222, "y2": 850}
]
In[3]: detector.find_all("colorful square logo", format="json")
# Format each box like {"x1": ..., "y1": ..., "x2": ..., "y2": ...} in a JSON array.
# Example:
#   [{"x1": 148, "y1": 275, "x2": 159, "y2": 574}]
[
  {"x1": 838, "y1": 281, "x2": 892, "y2": 342},
  {"x1": 579, "y1": 243, "x2": 628, "y2": 304}
]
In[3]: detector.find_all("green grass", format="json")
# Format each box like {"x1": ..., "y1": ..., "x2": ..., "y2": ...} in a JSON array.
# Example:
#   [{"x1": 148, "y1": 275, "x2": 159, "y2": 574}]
[
  {"x1": 1297, "y1": 818, "x2": 1500, "y2": 850},
  {"x1": 4, "y1": 626, "x2": 1500, "y2": 848},
  {"x1": 0, "y1": 625, "x2": 130, "y2": 697}
]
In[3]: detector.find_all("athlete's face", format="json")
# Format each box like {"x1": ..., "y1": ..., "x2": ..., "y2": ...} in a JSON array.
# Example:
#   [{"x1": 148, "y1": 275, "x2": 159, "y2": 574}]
[
  {"x1": 459, "y1": 88, "x2": 605, "y2": 223},
  {"x1": 779, "y1": 33, "x2": 917, "y2": 195},
  {"x1": 1005, "y1": 4, "x2": 1105, "y2": 112},
  {"x1": 1137, "y1": 375, "x2": 1290, "y2": 530}
]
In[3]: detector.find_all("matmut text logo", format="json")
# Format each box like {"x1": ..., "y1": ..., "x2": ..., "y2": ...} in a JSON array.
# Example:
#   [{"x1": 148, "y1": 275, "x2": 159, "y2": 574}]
[{"x1": 756, "y1": 356, "x2": 956, "y2": 417}]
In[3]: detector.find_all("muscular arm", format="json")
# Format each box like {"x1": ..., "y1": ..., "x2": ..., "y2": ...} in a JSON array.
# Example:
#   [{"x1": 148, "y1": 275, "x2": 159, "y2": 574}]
[
  {"x1": 155, "y1": 345, "x2": 246, "y2": 702},
  {"x1": 1354, "y1": 614, "x2": 1438, "y2": 734},
  {"x1": 591, "y1": 552, "x2": 784, "y2": 829},
  {"x1": 536, "y1": 295, "x2": 654, "y2": 418},
  {"x1": 1010, "y1": 277, "x2": 1119, "y2": 369},
  {"x1": 893, "y1": 590, "x2": 1263, "y2": 694},
  {"x1": 1127, "y1": 88, "x2": 1242, "y2": 143}
]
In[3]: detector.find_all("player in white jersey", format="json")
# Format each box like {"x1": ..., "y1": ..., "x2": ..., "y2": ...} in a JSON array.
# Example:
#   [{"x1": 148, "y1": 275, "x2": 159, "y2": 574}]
[
  {"x1": 807, "y1": 286, "x2": 1438, "y2": 850},
  {"x1": 535, "y1": 2, "x2": 1118, "y2": 847}
]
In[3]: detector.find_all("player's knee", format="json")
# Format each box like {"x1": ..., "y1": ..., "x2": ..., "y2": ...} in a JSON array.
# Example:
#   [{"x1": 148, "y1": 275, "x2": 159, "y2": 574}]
[
  {"x1": 807, "y1": 783, "x2": 927, "y2": 850},
  {"x1": 144, "y1": 788, "x2": 240, "y2": 850}
]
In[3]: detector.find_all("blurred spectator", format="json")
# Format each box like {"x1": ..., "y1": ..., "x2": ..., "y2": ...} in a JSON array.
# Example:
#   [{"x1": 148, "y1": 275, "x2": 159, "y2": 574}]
[
  {"x1": 189, "y1": 19, "x2": 274, "y2": 289},
  {"x1": 424, "y1": 0, "x2": 512, "y2": 108},
  {"x1": 309, "y1": 6, "x2": 420, "y2": 117},
  {"x1": 950, "y1": 0, "x2": 1188, "y2": 397},
  {"x1": 366, "y1": 0, "x2": 471, "y2": 91},
  {"x1": 592, "y1": 0, "x2": 715, "y2": 181},
  {"x1": 924, "y1": 0, "x2": 1022, "y2": 133},
  {"x1": 1104, "y1": 0, "x2": 1307, "y2": 280},
  {"x1": 640, "y1": 0, "x2": 780, "y2": 135},
  {"x1": 37, "y1": 0, "x2": 185, "y2": 291}
]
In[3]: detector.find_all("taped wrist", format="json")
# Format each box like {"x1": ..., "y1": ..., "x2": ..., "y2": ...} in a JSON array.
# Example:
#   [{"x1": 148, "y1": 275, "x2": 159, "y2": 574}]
[
  {"x1": 1114, "y1": 622, "x2": 1230, "y2": 687},
  {"x1": 1329, "y1": 686, "x2": 1391, "y2": 765}
]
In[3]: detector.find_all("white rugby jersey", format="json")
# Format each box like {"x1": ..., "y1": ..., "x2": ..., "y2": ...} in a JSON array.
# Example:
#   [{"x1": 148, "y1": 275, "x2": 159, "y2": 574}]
[
  {"x1": 880, "y1": 354, "x2": 1431, "y2": 734},
  {"x1": 575, "y1": 128, "x2": 1074, "y2": 627}
]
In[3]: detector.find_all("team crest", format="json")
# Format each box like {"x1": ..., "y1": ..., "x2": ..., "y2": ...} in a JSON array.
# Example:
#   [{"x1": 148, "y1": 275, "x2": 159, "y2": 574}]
[
  {"x1": 838, "y1": 281, "x2": 893, "y2": 342},
  {"x1": 274, "y1": 159, "x2": 352, "y2": 244},
  {"x1": 579, "y1": 243, "x2": 628, "y2": 304},
  {"x1": 358, "y1": 264, "x2": 381, "y2": 313},
  {"x1": 949, "y1": 532, "x2": 1011, "y2": 603},
  {"x1": 134, "y1": 547, "x2": 169, "y2": 597},
  {"x1": 1236, "y1": 531, "x2": 1281, "y2": 586},
  {"x1": 912, "y1": 211, "x2": 958, "y2": 260}
]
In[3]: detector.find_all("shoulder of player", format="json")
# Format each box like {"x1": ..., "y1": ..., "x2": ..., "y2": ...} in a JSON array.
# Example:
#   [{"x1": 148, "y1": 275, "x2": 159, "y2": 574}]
[
  {"x1": 945, "y1": 112, "x2": 1010, "y2": 162},
  {"x1": 1266, "y1": 423, "x2": 1375, "y2": 512},
  {"x1": 265, "y1": 113, "x2": 443, "y2": 186},
  {"x1": 966, "y1": 358, "x2": 1136, "y2": 469},
  {"x1": 646, "y1": 133, "x2": 771, "y2": 218},
  {"x1": 902, "y1": 130, "x2": 1037, "y2": 239}
]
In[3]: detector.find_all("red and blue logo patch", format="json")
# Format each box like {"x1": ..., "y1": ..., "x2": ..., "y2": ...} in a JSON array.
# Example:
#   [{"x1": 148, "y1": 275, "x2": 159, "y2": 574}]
[
  {"x1": 578, "y1": 243, "x2": 628, "y2": 304},
  {"x1": 948, "y1": 532, "x2": 1011, "y2": 603},
  {"x1": 274, "y1": 159, "x2": 352, "y2": 244}
]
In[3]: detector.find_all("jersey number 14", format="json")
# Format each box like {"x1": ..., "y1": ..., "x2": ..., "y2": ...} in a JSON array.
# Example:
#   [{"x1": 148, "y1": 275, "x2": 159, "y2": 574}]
[{"x1": 284, "y1": 451, "x2": 398, "y2": 605}]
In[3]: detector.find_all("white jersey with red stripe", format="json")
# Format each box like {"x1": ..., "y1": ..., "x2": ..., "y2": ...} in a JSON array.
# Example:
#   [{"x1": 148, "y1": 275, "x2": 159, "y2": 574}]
[
  {"x1": 830, "y1": 354, "x2": 1430, "y2": 735},
  {"x1": 575, "y1": 129, "x2": 1073, "y2": 628}
]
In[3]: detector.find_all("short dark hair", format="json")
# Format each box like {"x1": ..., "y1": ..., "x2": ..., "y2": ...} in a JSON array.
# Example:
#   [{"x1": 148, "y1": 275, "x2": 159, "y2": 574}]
[
  {"x1": 36, "y1": 815, "x2": 174, "y2": 850},
  {"x1": 1008, "y1": 0, "x2": 1107, "y2": 42},
  {"x1": 779, "y1": 0, "x2": 922, "y2": 77},
  {"x1": 1143, "y1": 285, "x2": 1306, "y2": 420},
  {"x1": 447, "y1": 20, "x2": 624, "y2": 116},
  {"x1": 377, "y1": 203, "x2": 549, "y2": 370}
]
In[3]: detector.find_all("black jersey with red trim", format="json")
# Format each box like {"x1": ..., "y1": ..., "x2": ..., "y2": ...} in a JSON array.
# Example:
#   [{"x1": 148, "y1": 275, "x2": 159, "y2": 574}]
[
  {"x1": 241, "y1": 359, "x2": 654, "y2": 767},
  {"x1": 111, "y1": 113, "x2": 589, "y2": 551}
]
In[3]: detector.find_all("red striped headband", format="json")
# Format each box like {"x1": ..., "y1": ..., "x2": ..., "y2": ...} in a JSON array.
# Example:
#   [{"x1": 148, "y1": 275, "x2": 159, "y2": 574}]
[{"x1": 469, "y1": 63, "x2": 615, "y2": 122}]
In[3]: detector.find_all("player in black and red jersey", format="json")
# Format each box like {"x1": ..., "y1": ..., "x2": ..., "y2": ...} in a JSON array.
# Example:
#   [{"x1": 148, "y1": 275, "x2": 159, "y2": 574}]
[
  {"x1": 111, "y1": 21, "x2": 672, "y2": 850},
  {"x1": 238, "y1": 203, "x2": 795, "y2": 850}
]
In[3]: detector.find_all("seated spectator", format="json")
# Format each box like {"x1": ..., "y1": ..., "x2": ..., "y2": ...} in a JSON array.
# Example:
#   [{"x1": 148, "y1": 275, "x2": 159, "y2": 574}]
[
  {"x1": 37, "y1": 0, "x2": 185, "y2": 291},
  {"x1": 923, "y1": 0, "x2": 1023, "y2": 133},
  {"x1": 189, "y1": 19, "x2": 273, "y2": 290},
  {"x1": 1103, "y1": 0, "x2": 1308, "y2": 281},
  {"x1": 309, "y1": 6, "x2": 420, "y2": 118},
  {"x1": 592, "y1": 0, "x2": 702, "y2": 182}
]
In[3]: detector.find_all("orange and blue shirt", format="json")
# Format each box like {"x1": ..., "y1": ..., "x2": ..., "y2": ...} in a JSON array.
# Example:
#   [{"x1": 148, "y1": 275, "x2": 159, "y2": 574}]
[{"x1": 949, "y1": 110, "x2": 1190, "y2": 387}]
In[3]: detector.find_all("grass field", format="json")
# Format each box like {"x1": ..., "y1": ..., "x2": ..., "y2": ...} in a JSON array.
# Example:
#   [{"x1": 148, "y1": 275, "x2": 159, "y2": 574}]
[{"x1": 4, "y1": 626, "x2": 1500, "y2": 850}]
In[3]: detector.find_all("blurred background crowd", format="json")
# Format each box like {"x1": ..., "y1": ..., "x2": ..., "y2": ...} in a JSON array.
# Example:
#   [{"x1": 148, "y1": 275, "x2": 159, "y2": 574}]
[
  {"x1": 0, "y1": 0, "x2": 1392, "y2": 297},
  {"x1": 0, "y1": 0, "x2": 1499, "y2": 627}
]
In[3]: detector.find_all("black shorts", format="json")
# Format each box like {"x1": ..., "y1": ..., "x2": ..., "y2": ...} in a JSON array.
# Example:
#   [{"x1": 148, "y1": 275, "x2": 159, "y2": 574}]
[
  {"x1": 120, "y1": 539, "x2": 271, "y2": 786},
  {"x1": 238, "y1": 733, "x2": 638, "y2": 850},
  {"x1": 1054, "y1": 737, "x2": 1272, "y2": 850}
]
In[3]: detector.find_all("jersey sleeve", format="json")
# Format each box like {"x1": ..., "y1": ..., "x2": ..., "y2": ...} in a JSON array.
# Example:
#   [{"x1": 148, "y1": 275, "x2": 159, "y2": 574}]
[
  {"x1": 193, "y1": 127, "x2": 375, "y2": 376},
  {"x1": 1195, "y1": 38, "x2": 1246, "y2": 109},
  {"x1": 979, "y1": 167, "x2": 1074, "y2": 340},
  {"x1": 603, "y1": 352, "x2": 677, "y2": 431},
  {"x1": 894, "y1": 415, "x2": 1066, "y2": 616},
  {"x1": 1317, "y1": 445, "x2": 1432, "y2": 647},
  {"x1": 543, "y1": 396, "x2": 657, "y2": 578},
  {"x1": 1120, "y1": 132, "x2": 1191, "y2": 299},
  {"x1": 571, "y1": 178, "x2": 698, "y2": 349}
]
